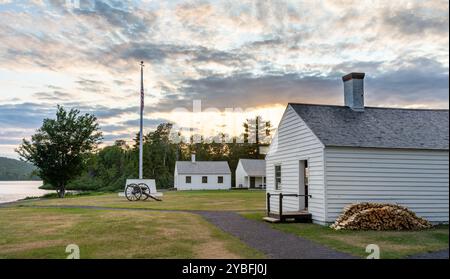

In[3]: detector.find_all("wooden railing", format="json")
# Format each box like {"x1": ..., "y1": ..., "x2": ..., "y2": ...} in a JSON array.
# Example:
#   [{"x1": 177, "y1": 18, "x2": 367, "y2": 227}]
[{"x1": 266, "y1": 192, "x2": 312, "y2": 219}]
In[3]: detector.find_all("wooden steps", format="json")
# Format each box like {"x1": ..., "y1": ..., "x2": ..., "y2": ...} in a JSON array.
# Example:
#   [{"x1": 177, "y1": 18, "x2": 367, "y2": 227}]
[
  {"x1": 263, "y1": 217, "x2": 281, "y2": 223},
  {"x1": 264, "y1": 211, "x2": 313, "y2": 223}
]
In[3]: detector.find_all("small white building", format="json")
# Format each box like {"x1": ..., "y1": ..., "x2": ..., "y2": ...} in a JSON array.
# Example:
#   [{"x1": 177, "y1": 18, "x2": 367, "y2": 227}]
[
  {"x1": 235, "y1": 159, "x2": 266, "y2": 189},
  {"x1": 174, "y1": 154, "x2": 231, "y2": 190},
  {"x1": 266, "y1": 72, "x2": 449, "y2": 225}
]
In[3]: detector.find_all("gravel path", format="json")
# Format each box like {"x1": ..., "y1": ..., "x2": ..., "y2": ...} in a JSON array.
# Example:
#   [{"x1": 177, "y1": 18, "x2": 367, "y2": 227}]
[
  {"x1": 406, "y1": 249, "x2": 449, "y2": 259},
  {"x1": 198, "y1": 211, "x2": 357, "y2": 259}
]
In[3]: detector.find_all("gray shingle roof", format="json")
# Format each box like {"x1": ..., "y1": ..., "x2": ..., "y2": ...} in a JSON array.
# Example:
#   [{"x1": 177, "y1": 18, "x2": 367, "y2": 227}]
[
  {"x1": 290, "y1": 103, "x2": 449, "y2": 150},
  {"x1": 176, "y1": 161, "x2": 231, "y2": 174},
  {"x1": 239, "y1": 159, "x2": 266, "y2": 176}
]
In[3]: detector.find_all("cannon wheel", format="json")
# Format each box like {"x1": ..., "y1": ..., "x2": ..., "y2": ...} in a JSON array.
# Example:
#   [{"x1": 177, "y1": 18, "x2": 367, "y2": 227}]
[
  {"x1": 139, "y1": 183, "x2": 150, "y2": 201},
  {"x1": 125, "y1": 183, "x2": 142, "y2": 201}
]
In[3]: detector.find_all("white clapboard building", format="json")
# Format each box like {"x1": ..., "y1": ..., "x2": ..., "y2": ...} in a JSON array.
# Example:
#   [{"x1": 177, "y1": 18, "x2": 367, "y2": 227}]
[
  {"x1": 174, "y1": 154, "x2": 231, "y2": 190},
  {"x1": 235, "y1": 159, "x2": 266, "y2": 189},
  {"x1": 266, "y1": 72, "x2": 449, "y2": 225}
]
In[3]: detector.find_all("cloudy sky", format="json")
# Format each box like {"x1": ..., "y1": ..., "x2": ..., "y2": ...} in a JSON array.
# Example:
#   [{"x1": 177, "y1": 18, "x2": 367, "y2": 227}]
[{"x1": 0, "y1": 0, "x2": 448, "y2": 158}]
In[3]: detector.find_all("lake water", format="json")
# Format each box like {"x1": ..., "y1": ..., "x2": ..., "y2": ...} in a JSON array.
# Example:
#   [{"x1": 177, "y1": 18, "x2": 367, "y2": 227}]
[{"x1": 0, "y1": 181, "x2": 52, "y2": 203}]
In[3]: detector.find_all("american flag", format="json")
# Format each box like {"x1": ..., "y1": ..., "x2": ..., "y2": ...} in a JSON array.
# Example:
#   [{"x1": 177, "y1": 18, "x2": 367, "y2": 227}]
[
  {"x1": 140, "y1": 84, "x2": 144, "y2": 110},
  {"x1": 140, "y1": 61, "x2": 144, "y2": 110}
]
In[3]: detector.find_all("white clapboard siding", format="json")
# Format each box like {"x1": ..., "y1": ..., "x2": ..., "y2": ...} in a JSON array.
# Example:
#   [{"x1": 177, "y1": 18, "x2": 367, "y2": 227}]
[
  {"x1": 175, "y1": 174, "x2": 231, "y2": 190},
  {"x1": 174, "y1": 167, "x2": 179, "y2": 188},
  {"x1": 266, "y1": 105, "x2": 326, "y2": 223},
  {"x1": 325, "y1": 147, "x2": 449, "y2": 223},
  {"x1": 235, "y1": 161, "x2": 246, "y2": 188}
]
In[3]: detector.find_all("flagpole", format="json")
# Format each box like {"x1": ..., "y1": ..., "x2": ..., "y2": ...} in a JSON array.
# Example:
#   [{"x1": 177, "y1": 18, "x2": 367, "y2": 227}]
[{"x1": 139, "y1": 61, "x2": 144, "y2": 179}]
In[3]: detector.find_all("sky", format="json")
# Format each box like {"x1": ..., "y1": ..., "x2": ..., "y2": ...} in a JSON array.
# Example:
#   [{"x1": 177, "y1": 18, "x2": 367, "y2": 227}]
[{"x1": 0, "y1": 0, "x2": 449, "y2": 159}]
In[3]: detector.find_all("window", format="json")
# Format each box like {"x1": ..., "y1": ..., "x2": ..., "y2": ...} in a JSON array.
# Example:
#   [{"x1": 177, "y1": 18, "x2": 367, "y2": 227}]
[
  {"x1": 218, "y1": 176, "x2": 223, "y2": 183},
  {"x1": 185, "y1": 176, "x2": 191, "y2": 184},
  {"x1": 202, "y1": 176, "x2": 208, "y2": 184},
  {"x1": 275, "y1": 165, "x2": 281, "y2": 190}
]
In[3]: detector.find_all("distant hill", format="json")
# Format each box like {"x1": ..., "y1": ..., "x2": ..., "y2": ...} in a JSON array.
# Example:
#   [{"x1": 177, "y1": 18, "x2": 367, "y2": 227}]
[{"x1": 0, "y1": 157, "x2": 40, "y2": 180}]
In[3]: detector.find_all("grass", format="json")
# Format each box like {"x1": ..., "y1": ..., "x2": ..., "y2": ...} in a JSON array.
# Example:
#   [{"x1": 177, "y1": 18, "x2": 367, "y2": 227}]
[
  {"x1": 22, "y1": 191, "x2": 104, "y2": 200},
  {"x1": 5, "y1": 190, "x2": 448, "y2": 259},
  {"x1": 0, "y1": 207, "x2": 264, "y2": 259},
  {"x1": 242, "y1": 212, "x2": 449, "y2": 259},
  {"x1": 21, "y1": 190, "x2": 266, "y2": 211}
]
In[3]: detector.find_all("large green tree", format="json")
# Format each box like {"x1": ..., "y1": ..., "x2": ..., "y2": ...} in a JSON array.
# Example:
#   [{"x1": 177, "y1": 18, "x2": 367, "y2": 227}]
[{"x1": 16, "y1": 106, "x2": 102, "y2": 198}]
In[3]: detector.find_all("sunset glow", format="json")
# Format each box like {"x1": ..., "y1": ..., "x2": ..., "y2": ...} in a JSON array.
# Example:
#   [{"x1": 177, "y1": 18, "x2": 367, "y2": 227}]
[{"x1": 0, "y1": 0, "x2": 448, "y2": 158}]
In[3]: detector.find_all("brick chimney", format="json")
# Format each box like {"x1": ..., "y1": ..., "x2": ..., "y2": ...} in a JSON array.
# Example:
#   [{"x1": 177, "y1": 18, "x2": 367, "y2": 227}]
[{"x1": 342, "y1": 72, "x2": 365, "y2": 111}]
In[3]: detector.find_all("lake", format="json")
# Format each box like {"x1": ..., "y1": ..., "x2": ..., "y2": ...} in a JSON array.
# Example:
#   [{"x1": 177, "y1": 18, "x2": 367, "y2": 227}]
[{"x1": 0, "y1": 181, "x2": 52, "y2": 203}]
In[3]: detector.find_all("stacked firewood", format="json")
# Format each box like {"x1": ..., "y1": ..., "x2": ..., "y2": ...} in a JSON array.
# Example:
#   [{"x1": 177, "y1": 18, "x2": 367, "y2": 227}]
[{"x1": 330, "y1": 202, "x2": 432, "y2": 231}]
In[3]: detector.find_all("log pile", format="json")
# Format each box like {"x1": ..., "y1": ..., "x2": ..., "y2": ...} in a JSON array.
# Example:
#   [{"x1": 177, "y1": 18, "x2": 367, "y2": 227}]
[{"x1": 330, "y1": 202, "x2": 432, "y2": 231}]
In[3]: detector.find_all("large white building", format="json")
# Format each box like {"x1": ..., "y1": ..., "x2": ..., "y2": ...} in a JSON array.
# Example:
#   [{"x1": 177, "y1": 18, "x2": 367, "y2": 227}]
[
  {"x1": 266, "y1": 72, "x2": 449, "y2": 225},
  {"x1": 235, "y1": 159, "x2": 266, "y2": 189},
  {"x1": 174, "y1": 154, "x2": 231, "y2": 190}
]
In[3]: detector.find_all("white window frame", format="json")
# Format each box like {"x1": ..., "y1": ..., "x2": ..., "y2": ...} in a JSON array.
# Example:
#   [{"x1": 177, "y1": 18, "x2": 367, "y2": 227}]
[
  {"x1": 275, "y1": 165, "x2": 281, "y2": 190},
  {"x1": 202, "y1": 176, "x2": 208, "y2": 184}
]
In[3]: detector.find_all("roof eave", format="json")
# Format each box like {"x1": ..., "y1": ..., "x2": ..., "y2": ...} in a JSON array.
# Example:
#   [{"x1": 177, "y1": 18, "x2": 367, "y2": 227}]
[{"x1": 324, "y1": 144, "x2": 449, "y2": 151}]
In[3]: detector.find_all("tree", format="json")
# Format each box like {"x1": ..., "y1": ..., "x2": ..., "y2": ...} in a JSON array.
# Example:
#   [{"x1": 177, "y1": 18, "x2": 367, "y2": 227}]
[
  {"x1": 243, "y1": 116, "x2": 273, "y2": 144},
  {"x1": 242, "y1": 116, "x2": 273, "y2": 156},
  {"x1": 114, "y1": 139, "x2": 128, "y2": 149},
  {"x1": 16, "y1": 106, "x2": 102, "y2": 198},
  {"x1": 132, "y1": 132, "x2": 149, "y2": 150},
  {"x1": 142, "y1": 123, "x2": 177, "y2": 188}
]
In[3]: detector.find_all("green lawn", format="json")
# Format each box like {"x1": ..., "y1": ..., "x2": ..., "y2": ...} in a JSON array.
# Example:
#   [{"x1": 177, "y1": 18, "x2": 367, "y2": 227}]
[
  {"x1": 4, "y1": 190, "x2": 448, "y2": 259},
  {"x1": 242, "y1": 212, "x2": 449, "y2": 259},
  {"x1": 0, "y1": 207, "x2": 264, "y2": 259},
  {"x1": 21, "y1": 190, "x2": 266, "y2": 211}
]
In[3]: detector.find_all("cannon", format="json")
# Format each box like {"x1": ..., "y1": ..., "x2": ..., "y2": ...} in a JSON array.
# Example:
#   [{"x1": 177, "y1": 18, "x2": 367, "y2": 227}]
[{"x1": 125, "y1": 182, "x2": 162, "y2": 202}]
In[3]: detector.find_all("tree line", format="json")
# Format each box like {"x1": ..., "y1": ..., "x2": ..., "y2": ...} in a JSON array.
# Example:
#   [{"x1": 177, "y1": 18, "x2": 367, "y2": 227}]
[{"x1": 17, "y1": 106, "x2": 272, "y2": 197}]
